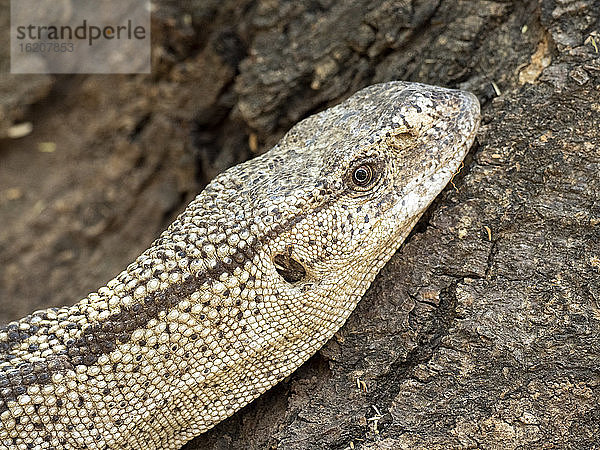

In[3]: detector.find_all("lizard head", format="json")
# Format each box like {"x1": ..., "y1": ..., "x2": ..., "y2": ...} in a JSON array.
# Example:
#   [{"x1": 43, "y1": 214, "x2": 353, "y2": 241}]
[{"x1": 203, "y1": 81, "x2": 480, "y2": 331}]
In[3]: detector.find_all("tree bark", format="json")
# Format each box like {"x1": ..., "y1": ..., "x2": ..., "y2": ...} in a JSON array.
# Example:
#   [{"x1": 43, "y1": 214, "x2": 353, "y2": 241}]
[{"x1": 0, "y1": 0, "x2": 599, "y2": 448}]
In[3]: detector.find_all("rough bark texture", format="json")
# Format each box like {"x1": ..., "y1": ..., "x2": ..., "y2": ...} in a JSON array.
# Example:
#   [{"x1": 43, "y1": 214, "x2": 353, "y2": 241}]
[{"x1": 0, "y1": 0, "x2": 599, "y2": 449}]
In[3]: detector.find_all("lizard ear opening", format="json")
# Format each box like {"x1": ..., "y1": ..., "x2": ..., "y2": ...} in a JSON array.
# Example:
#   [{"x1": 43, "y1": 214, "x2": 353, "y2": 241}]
[{"x1": 273, "y1": 252, "x2": 306, "y2": 283}]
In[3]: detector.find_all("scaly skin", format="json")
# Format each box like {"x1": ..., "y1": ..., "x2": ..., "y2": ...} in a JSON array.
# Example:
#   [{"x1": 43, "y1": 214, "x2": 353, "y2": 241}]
[{"x1": 0, "y1": 81, "x2": 480, "y2": 449}]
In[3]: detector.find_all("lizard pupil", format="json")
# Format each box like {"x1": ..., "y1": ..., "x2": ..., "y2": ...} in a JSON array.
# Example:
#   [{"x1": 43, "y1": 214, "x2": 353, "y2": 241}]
[{"x1": 352, "y1": 165, "x2": 373, "y2": 186}]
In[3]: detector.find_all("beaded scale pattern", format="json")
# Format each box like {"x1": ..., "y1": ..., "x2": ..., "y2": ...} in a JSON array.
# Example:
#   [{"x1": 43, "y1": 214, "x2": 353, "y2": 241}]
[{"x1": 0, "y1": 81, "x2": 480, "y2": 449}]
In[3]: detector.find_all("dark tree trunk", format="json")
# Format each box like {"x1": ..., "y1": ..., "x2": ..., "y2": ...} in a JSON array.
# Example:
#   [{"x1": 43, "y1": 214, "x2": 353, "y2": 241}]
[{"x1": 1, "y1": 0, "x2": 599, "y2": 448}]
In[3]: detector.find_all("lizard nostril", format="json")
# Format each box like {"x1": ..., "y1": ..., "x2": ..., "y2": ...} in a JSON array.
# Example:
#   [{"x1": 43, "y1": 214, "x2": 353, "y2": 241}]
[{"x1": 273, "y1": 253, "x2": 306, "y2": 283}]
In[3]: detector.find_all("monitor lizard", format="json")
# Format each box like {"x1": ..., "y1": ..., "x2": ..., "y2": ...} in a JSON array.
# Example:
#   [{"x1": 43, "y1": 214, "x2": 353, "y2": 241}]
[{"x1": 0, "y1": 81, "x2": 480, "y2": 449}]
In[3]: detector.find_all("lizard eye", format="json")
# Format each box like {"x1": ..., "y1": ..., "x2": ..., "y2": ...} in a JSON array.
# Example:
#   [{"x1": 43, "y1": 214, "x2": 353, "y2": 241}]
[{"x1": 352, "y1": 164, "x2": 375, "y2": 187}]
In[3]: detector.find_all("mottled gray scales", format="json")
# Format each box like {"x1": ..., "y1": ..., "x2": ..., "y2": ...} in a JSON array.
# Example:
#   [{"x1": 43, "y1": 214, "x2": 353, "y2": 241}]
[{"x1": 0, "y1": 81, "x2": 479, "y2": 449}]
